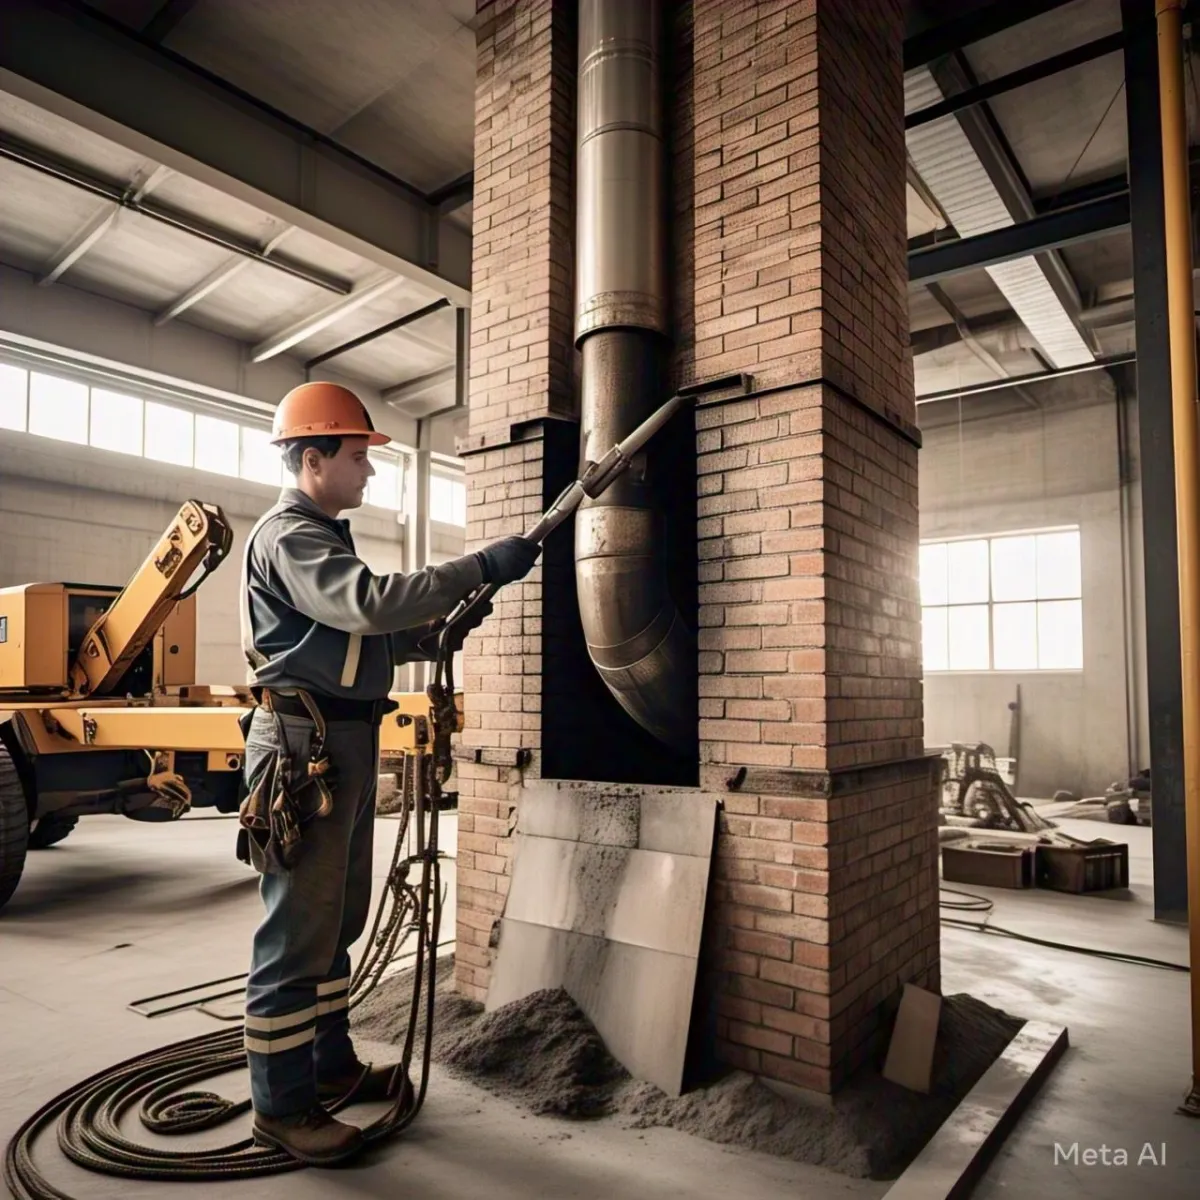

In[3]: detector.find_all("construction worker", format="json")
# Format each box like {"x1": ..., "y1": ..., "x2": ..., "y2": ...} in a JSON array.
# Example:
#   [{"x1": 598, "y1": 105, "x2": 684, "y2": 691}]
[{"x1": 238, "y1": 381, "x2": 539, "y2": 1165}]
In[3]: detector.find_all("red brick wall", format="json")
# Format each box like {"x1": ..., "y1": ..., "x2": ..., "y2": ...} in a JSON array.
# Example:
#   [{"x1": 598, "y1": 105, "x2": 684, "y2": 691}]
[
  {"x1": 688, "y1": 0, "x2": 913, "y2": 427},
  {"x1": 456, "y1": 0, "x2": 576, "y2": 1003},
  {"x1": 469, "y1": 0, "x2": 576, "y2": 440},
  {"x1": 693, "y1": 381, "x2": 934, "y2": 1092},
  {"x1": 685, "y1": 0, "x2": 936, "y2": 1095},
  {"x1": 695, "y1": 385, "x2": 922, "y2": 775}
]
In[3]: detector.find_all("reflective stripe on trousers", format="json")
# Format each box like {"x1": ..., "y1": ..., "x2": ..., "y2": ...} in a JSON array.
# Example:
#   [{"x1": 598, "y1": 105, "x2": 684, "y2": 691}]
[{"x1": 242, "y1": 711, "x2": 378, "y2": 1117}]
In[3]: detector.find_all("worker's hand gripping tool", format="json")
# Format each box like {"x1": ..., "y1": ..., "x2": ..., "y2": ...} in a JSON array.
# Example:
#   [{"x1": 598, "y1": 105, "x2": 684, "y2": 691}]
[{"x1": 430, "y1": 388, "x2": 695, "y2": 692}]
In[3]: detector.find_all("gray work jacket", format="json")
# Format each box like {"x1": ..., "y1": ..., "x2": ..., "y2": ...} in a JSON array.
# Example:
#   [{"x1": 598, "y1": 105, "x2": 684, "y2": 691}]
[{"x1": 240, "y1": 488, "x2": 482, "y2": 701}]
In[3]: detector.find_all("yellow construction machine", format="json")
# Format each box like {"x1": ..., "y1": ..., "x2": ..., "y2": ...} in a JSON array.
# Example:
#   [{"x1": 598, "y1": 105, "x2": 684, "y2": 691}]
[{"x1": 0, "y1": 498, "x2": 449, "y2": 911}]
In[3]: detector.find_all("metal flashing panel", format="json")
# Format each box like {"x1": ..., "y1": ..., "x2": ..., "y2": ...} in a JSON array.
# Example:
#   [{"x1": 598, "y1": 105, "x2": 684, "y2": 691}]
[{"x1": 487, "y1": 782, "x2": 719, "y2": 1097}]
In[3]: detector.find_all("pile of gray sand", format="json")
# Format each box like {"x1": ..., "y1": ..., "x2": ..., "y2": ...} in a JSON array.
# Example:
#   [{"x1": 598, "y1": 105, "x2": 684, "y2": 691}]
[
  {"x1": 352, "y1": 957, "x2": 1023, "y2": 1179},
  {"x1": 353, "y1": 960, "x2": 623, "y2": 1117}
]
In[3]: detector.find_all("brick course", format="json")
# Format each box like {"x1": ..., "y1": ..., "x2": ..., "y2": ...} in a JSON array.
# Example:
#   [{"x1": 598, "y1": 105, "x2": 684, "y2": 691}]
[
  {"x1": 455, "y1": 0, "x2": 577, "y2": 1004},
  {"x1": 687, "y1": 0, "x2": 912, "y2": 432},
  {"x1": 683, "y1": 0, "x2": 935, "y2": 1095}
]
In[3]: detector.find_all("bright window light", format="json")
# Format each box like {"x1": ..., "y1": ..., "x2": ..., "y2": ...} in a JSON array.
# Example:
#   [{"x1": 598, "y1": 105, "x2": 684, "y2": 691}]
[
  {"x1": 368, "y1": 455, "x2": 401, "y2": 510},
  {"x1": 946, "y1": 539, "x2": 989, "y2": 604},
  {"x1": 1036, "y1": 530, "x2": 1082, "y2": 599},
  {"x1": 195, "y1": 414, "x2": 240, "y2": 477},
  {"x1": 947, "y1": 604, "x2": 990, "y2": 670},
  {"x1": 241, "y1": 426, "x2": 284, "y2": 487},
  {"x1": 89, "y1": 389, "x2": 144, "y2": 456},
  {"x1": 992, "y1": 602, "x2": 1038, "y2": 670},
  {"x1": 989, "y1": 536, "x2": 1036, "y2": 602},
  {"x1": 29, "y1": 372, "x2": 88, "y2": 444},
  {"x1": 922, "y1": 606, "x2": 948, "y2": 673},
  {"x1": 919, "y1": 542, "x2": 948, "y2": 606},
  {"x1": 1038, "y1": 599, "x2": 1083, "y2": 669},
  {"x1": 431, "y1": 474, "x2": 466, "y2": 525},
  {"x1": 0, "y1": 363, "x2": 28, "y2": 431},
  {"x1": 921, "y1": 529, "x2": 1083, "y2": 672},
  {"x1": 144, "y1": 401, "x2": 194, "y2": 467}
]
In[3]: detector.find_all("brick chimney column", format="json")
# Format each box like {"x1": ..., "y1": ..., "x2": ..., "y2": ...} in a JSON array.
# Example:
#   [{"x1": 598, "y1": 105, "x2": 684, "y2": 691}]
[
  {"x1": 683, "y1": 0, "x2": 939, "y2": 1093},
  {"x1": 457, "y1": 0, "x2": 939, "y2": 1096}
]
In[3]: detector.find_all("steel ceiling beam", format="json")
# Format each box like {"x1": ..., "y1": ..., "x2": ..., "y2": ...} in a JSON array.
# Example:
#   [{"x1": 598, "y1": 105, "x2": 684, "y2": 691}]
[
  {"x1": 383, "y1": 365, "x2": 457, "y2": 403},
  {"x1": 0, "y1": 133, "x2": 352, "y2": 294},
  {"x1": 141, "y1": 0, "x2": 199, "y2": 43},
  {"x1": 914, "y1": 50, "x2": 1098, "y2": 358},
  {"x1": 428, "y1": 172, "x2": 474, "y2": 216},
  {"x1": 38, "y1": 162, "x2": 172, "y2": 286},
  {"x1": 908, "y1": 192, "x2": 1131, "y2": 283},
  {"x1": 1036, "y1": 147, "x2": 1200, "y2": 214},
  {"x1": 906, "y1": 31, "x2": 1125, "y2": 130},
  {"x1": 305, "y1": 298, "x2": 451, "y2": 369},
  {"x1": 904, "y1": 0, "x2": 1079, "y2": 71},
  {"x1": 915, "y1": 352, "x2": 1135, "y2": 403},
  {"x1": 154, "y1": 226, "x2": 296, "y2": 325},
  {"x1": 0, "y1": 0, "x2": 472, "y2": 304},
  {"x1": 251, "y1": 274, "x2": 406, "y2": 363}
]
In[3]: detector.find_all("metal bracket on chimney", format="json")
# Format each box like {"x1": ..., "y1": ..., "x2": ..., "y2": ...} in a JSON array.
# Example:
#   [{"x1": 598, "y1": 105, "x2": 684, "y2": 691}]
[{"x1": 452, "y1": 746, "x2": 532, "y2": 768}]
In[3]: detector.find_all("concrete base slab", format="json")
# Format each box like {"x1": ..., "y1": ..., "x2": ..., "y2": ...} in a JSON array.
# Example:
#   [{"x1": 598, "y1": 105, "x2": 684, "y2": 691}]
[{"x1": 884, "y1": 1021, "x2": 1068, "y2": 1199}]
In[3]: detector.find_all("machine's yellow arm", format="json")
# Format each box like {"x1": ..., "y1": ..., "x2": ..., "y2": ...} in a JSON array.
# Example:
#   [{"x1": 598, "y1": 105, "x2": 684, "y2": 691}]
[{"x1": 69, "y1": 500, "x2": 233, "y2": 699}]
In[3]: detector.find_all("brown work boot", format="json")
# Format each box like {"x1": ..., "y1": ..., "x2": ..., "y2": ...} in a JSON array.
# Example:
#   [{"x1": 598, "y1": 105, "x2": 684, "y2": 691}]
[
  {"x1": 318, "y1": 1061, "x2": 413, "y2": 1107},
  {"x1": 252, "y1": 1105, "x2": 364, "y2": 1166}
]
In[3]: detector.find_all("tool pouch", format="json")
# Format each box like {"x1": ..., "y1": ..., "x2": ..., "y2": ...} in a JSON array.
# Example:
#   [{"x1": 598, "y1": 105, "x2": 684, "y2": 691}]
[{"x1": 237, "y1": 690, "x2": 336, "y2": 875}]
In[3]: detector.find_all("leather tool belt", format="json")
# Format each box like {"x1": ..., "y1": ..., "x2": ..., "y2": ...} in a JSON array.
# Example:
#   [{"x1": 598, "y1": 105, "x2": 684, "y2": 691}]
[{"x1": 236, "y1": 688, "x2": 336, "y2": 874}]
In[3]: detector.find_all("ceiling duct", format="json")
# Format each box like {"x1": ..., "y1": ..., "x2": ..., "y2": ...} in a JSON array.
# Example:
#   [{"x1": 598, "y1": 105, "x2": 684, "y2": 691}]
[{"x1": 905, "y1": 67, "x2": 1095, "y2": 370}]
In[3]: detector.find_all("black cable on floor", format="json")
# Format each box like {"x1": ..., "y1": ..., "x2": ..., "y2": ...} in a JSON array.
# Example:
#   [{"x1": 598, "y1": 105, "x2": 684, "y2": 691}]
[
  {"x1": 939, "y1": 887, "x2": 1190, "y2": 972},
  {"x1": 3, "y1": 776, "x2": 442, "y2": 1198}
]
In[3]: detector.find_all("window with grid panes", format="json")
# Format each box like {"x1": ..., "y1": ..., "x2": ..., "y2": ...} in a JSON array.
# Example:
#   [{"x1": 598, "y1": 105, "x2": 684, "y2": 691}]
[{"x1": 920, "y1": 530, "x2": 1083, "y2": 672}]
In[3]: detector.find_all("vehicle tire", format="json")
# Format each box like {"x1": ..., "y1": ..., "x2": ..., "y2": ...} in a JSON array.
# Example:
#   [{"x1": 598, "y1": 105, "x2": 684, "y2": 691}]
[
  {"x1": 28, "y1": 814, "x2": 77, "y2": 850},
  {"x1": 0, "y1": 743, "x2": 30, "y2": 911}
]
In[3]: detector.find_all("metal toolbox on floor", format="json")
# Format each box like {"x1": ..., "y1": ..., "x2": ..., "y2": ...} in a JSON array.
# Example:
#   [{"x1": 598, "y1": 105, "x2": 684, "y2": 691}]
[
  {"x1": 942, "y1": 842, "x2": 1035, "y2": 889},
  {"x1": 1035, "y1": 841, "x2": 1129, "y2": 893}
]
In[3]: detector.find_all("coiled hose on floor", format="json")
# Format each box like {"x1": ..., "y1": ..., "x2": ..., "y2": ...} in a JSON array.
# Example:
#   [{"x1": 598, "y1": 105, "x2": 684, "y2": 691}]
[{"x1": 3, "y1": 746, "x2": 445, "y2": 1197}]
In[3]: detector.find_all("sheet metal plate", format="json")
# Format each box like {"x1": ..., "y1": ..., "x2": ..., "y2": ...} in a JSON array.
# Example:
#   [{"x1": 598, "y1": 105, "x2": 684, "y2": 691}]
[{"x1": 487, "y1": 785, "x2": 718, "y2": 1097}]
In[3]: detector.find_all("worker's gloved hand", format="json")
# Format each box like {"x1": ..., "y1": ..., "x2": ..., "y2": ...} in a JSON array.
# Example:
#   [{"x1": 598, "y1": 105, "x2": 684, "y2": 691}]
[
  {"x1": 415, "y1": 599, "x2": 493, "y2": 658},
  {"x1": 475, "y1": 536, "x2": 541, "y2": 587}
]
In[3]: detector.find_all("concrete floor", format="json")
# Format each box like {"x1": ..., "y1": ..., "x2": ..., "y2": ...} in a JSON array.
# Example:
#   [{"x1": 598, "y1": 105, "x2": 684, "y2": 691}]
[
  {"x1": 0, "y1": 812, "x2": 1197, "y2": 1198},
  {"x1": 941, "y1": 817, "x2": 1199, "y2": 1198},
  {"x1": 0, "y1": 813, "x2": 880, "y2": 1200}
]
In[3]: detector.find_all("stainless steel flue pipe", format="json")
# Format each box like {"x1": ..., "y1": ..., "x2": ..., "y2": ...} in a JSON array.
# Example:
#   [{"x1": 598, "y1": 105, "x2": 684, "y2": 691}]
[{"x1": 574, "y1": 0, "x2": 694, "y2": 753}]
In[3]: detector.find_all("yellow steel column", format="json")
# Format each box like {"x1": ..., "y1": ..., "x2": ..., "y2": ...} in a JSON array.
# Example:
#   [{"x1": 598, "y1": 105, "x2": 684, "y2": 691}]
[{"x1": 1156, "y1": 0, "x2": 1200, "y2": 1116}]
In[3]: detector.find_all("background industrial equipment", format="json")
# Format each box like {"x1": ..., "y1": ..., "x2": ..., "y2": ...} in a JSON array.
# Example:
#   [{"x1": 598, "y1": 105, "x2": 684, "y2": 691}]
[
  {"x1": 0, "y1": 499, "x2": 239, "y2": 908},
  {"x1": 0, "y1": 498, "x2": 432, "y2": 911}
]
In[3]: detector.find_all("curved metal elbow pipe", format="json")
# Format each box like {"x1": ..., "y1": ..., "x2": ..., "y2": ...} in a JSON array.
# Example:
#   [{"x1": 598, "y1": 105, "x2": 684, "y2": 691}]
[{"x1": 574, "y1": 0, "x2": 695, "y2": 755}]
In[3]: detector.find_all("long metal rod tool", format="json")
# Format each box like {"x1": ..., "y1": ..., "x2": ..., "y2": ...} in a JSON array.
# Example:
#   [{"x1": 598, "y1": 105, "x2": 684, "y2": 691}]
[
  {"x1": 1156, "y1": 0, "x2": 1200, "y2": 1119},
  {"x1": 434, "y1": 381, "x2": 719, "y2": 662}
]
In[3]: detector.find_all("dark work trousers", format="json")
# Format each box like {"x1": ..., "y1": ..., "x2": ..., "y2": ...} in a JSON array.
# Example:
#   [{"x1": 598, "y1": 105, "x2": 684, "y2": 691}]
[{"x1": 242, "y1": 709, "x2": 379, "y2": 1118}]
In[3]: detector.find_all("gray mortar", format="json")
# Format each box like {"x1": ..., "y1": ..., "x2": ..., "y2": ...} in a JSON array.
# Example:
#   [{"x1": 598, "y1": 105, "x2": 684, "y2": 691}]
[{"x1": 353, "y1": 956, "x2": 1023, "y2": 1179}]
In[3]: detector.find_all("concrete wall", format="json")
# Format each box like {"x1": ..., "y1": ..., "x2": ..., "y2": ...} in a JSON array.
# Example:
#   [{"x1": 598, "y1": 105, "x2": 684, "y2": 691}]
[
  {"x1": 0, "y1": 264, "x2": 419, "y2": 447},
  {"x1": 0, "y1": 428, "x2": 409, "y2": 686},
  {"x1": 919, "y1": 378, "x2": 1142, "y2": 799}
]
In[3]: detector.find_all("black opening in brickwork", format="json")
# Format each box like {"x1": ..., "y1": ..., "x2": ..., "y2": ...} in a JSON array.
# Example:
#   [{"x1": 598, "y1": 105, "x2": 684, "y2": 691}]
[{"x1": 539, "y1": 418, "x2": 698, "y2": 786}]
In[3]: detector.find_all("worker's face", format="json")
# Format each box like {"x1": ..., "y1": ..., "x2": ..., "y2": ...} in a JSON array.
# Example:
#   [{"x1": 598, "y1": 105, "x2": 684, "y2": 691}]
[{"x1": 305, "y1": 437, "x2": 374, "y2": 514}]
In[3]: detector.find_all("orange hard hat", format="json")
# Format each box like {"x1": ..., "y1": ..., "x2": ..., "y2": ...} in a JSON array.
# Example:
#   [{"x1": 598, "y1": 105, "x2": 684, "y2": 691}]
[{"x1": 270, "y1": 381, "x2": 390, "y2": 446}]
